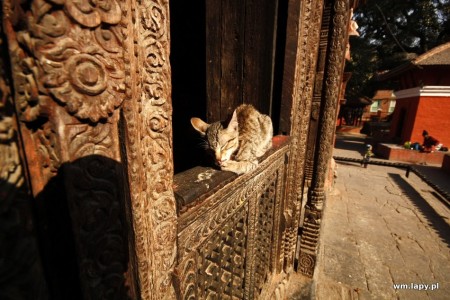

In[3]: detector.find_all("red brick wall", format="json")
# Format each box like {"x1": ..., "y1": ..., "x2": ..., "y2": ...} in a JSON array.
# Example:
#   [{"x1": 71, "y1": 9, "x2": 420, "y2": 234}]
[
  {"x1": 389, "y1": 96, "x2": 419, "y2": 143},
  {"x1": 411, "y1": 96, "x2": 450, "y2": 147},
  {"x1": 389, "y1": 94, "x2": 450, "y2": 147},
  {"x1": 377, "y1": 144, "x2": 446, "y2": 165}
]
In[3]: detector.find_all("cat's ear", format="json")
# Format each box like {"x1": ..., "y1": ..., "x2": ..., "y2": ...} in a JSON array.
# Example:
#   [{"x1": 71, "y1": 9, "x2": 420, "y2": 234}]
[
  {"x1": 227, "y1": 110, "x2": 238, "y2": 132},
  {"x1": 191, "y1": 117, "x2": 209, "y2": 136}
]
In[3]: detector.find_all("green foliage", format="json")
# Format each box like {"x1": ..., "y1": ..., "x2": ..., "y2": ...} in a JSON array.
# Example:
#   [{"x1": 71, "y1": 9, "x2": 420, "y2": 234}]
[{"x1": 346, "y1": 0, "x2": 450, "y2": 98}]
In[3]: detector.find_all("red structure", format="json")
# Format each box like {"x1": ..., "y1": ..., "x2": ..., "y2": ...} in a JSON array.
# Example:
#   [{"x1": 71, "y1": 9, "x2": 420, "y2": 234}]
[{"x1": 380, "y1": 42, "x2": 450, "y2": 147}]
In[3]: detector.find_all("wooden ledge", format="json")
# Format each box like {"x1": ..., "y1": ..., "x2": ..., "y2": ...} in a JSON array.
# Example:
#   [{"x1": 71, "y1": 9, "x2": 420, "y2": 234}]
[{"x1": 173, "y1": 135, "x2": 290, "y2": 215}]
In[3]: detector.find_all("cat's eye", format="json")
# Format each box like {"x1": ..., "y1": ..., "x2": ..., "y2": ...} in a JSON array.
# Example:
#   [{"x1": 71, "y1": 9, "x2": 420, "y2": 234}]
[{"x1": 222, "y1": 140, "x2": 236, "y2": 151}]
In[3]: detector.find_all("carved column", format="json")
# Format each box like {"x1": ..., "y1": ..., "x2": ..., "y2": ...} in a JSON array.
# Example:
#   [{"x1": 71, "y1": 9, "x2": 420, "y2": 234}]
[
  {"x1": 121, "y1": 0, "x2": 177, "y2": 299},
  {"x1": 303, "y1": 3, "x2": 332, "y2": 189},
  {"x1": 2, "y1": 0, "x2": 176, "y2": 298},
  {"x1": 281, "y1": 0, "x2": 323, "y2": 271},
  {"x1": 298, "y1": 0, "x2": 350, "y2": 277}
]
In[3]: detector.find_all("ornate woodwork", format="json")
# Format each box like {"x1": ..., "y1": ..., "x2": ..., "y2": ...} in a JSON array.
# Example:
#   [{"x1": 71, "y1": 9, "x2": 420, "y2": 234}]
[
  {"x1": 280, "y1": 0, "x2": 324, "y2": 273},
  {"x1": 298, "y1": 0, "x2": 351, "y2": 277},
  {"x1": 1, "y1": 0, "x2": 355, "y2": 297},
  {"x1": 174, "y1": 136, "x2": 291, "y2": 299},
  {"x1": 2, "y1": 0, "x2": 175, "y2": 298},
  {"x1": 304, "y1": 3, "x2": 332, "y2": 189},
  {"x1": 120, "y1": 0, "x2": 177, "y2": 298},
  {"x1": 0, "y1": 22, "x2": 48, "y2": 299}
]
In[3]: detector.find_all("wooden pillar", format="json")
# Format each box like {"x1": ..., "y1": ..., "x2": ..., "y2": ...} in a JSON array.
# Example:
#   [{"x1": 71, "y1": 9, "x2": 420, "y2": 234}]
[
  {"x1": 304, "y1": 3, "x2": 332, "y2": 189},
  {"x1": 121, "y1": 0, "x2": 177, "y2": 298},
  {"x1": 280, "y1": 0, "x2": 324, "y2": 271},
  {"x1": 2, "y1": 0, "x2": 176, "y2": 298},
  {"x1": 298, "y1": 0, "x2": 350, "y2": 277}
]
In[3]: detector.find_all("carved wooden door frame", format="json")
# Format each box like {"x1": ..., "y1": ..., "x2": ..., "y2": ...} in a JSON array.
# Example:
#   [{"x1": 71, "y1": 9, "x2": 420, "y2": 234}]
[
  {"x1": 2, "y1": 0, "x2": 176, "y2": 298},
  {"x1": 1, "y1": 0, "x2": 356, "y2": 298}
]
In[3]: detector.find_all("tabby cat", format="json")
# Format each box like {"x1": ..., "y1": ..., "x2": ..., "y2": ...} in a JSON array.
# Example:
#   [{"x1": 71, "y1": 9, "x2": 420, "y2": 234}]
[{"x1": 190, "y1": 104, "x2": 273, "y2": 174}]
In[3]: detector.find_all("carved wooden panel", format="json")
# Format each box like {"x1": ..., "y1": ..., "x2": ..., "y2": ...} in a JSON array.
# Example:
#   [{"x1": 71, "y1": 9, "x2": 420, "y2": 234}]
[
  {"x1": 174, "y1": 137, "x2": 290, "y2": 299},
  {"x1": 251, "y1": 181, "x2": 278, "y2": 297},
  {"x1": 2, "y1": 0, "x2": 176, "y2": 298},
  {"x1": 1, "y1": 0, "x2": 137, "y2": 297},
  {"x1": 198, "y1": 205, "x2": 248, "y2": 299}
]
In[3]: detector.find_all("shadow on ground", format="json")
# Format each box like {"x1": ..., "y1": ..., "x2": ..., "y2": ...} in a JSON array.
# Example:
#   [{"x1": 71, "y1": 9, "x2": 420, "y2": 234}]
[
  {"x1": 334, "y1": 135, "x2": 367, "y2": 156},
  {"x1": 388, "y1": 173, "x2": 450, "y2": 248}
]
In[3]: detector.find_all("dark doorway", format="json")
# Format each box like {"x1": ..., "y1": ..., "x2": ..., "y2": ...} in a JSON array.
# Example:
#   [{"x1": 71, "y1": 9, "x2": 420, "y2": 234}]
[{"x1": 170, "y1": 0, "x2": 288, "y2": 173}]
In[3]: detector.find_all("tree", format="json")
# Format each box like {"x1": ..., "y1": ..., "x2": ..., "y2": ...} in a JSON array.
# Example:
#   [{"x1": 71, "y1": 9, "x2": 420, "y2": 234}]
[{"x1": 345, "y1": 0, "x2": 450, "y2": 98}]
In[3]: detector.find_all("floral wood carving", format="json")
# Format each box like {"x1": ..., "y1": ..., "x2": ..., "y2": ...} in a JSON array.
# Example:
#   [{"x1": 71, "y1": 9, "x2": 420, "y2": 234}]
[
  {"x1": 283, "y1": 0, "x2": 324, "y2": 272},
  {"x1": 7, "y1": 0, "x2": 126, "y2": 123},
  {"x1": 2, "y1": 0, "x2": 138, "y2": 298},
  {"x1": 299, "y1": 0, "x2": 351, "y2": 277},
  {"x1": 175, "y1": 140, "x2": 290, "y2": 299},
  {"x1": 121, "y1": 0, "x2": 177, "y2": 298}
]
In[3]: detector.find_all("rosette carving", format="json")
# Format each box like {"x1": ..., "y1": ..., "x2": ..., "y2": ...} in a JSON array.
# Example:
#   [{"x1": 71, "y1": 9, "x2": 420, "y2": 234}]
[
  {"x1": 39, "y1": 24, "x2": 125, "y2": 122},
  {"x1": 7, "y1": 0, "x2": 126, "y2": 123}
]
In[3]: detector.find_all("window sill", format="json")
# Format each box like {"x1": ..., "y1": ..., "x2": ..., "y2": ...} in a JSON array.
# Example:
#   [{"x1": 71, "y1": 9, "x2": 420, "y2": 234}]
[{"x1": 173, "y1": 135, "x2": 290, "y2": 215}]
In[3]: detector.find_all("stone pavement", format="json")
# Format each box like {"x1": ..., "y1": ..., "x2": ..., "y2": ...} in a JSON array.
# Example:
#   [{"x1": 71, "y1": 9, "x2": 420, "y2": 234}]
[{"x1": 312, "y1": 134, "x2": 450, "y2": 299}]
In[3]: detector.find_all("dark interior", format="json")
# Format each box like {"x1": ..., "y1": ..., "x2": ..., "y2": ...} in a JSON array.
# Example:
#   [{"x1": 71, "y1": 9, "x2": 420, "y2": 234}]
[{"x1": 170, "y1": 0, "x2": 289, "y2": 173}]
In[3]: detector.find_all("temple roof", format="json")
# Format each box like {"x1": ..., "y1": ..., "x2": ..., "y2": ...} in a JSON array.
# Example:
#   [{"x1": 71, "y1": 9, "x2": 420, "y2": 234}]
[{"x1": 378, "y1": 42, "x2": 450, "y2": 81}]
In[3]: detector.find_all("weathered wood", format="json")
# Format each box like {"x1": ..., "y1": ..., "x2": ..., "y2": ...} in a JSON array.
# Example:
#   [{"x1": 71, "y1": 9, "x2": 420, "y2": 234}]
[
  {"x1": 174, "y1": 166, "x2": 237, "y2": 212},
  {"x1": 2, "y1": 0, "x2": 137, "y2": 298},
  {"x1": 304, "y1": 4, "x2": 332, "y2": 188},
  {"x1": 206, "y1": 0, "x2": 279, "y2": 122},
  {"x1": 174, "y1": 136, "x2": 291, "y2": 299},
  {"x1": 2, "y1": 0, "x2": 176, "y2": 298},
  {"x1": 299, "y1": 0, "x2": 351, "y2": 277},
  {"x1": 205, "y1": 0, "x2": 223, "y2": 122},
  {"x1": 243, "y1": 0, "x2": 278, "y2": 116},
  {"x1": 121, "y1": 0, "x2": 177, "y2": 298},
  {"x1": 281, "y1": 0, "x2": 324, "y2": 273},
  {"x1": 278, "y1": 0, "x2": 302, "y2": 134},
  {"x1": 1, "y1": 0, "x2": 354, "y2": 297},
  {"x1": 0, "y1": 21, "x2": 48, "y2": 299}
]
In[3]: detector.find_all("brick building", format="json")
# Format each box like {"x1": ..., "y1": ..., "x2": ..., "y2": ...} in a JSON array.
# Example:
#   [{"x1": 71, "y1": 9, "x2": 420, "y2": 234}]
[{"x1": 379, "y1": 42, "x2": 450, "y2": 147}]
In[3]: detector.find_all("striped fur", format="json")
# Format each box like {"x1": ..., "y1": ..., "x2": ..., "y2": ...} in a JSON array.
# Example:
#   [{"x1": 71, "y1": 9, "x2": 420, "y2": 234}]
[{"x1": 191, "y1": 104, "x2": 273, "y2": 174}]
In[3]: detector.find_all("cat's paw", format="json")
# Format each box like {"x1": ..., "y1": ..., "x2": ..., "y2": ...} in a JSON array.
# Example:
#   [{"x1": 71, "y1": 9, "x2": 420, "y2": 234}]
[{"x1": 220, "y1": 160, "x2": 239, "y2": 173}]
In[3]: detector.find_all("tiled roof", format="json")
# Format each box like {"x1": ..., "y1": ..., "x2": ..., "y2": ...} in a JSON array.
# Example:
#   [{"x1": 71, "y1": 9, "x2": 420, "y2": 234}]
[
  {"x1": 378, "y1": 42, "x2": 450, "y2": 81},
  {"x1": 414, "y1": 42, "x2": 450, "y2": 65}
]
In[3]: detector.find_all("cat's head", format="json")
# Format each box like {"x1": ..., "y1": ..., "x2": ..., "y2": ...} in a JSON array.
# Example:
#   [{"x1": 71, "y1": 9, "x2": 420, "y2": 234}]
[{"x1": 191, "y1": 110, "x2": 239, "y2": 166}]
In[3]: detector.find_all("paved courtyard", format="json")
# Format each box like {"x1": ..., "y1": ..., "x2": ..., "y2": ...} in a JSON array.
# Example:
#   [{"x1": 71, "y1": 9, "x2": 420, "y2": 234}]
[{"x1": 313, "y1": 134, "x2": 450, "y2": 299}]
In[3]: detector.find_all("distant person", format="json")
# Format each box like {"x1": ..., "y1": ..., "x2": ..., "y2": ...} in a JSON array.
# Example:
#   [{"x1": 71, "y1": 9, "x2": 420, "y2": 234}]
[
  {"x1": 362, "y1": 144, "x2": 373, "y2": 168},
  {"x1": 421, "y1": 130, "x2": 439, "y2": 152}
]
